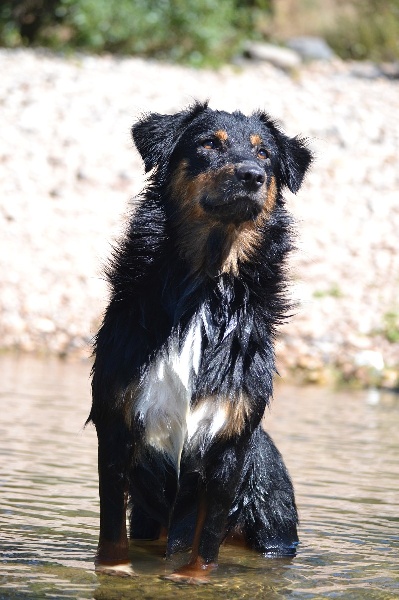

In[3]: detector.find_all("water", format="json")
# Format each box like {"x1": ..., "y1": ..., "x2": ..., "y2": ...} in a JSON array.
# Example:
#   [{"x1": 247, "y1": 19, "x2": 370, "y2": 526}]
[{"x1": 0, "y1": 355, "x2": 398, "y2": 599}]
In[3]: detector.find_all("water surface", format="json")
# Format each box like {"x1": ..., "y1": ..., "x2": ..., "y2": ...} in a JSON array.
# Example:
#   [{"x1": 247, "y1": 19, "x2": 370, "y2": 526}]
[{"x1": 0, "y1": 355, "x2": 398, "y2": 599}]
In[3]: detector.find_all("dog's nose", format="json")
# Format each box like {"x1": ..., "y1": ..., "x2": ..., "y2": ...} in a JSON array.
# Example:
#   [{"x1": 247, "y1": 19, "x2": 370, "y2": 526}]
[{"x1": 235, "y1": 162, "x2": 265, "y2": 190}]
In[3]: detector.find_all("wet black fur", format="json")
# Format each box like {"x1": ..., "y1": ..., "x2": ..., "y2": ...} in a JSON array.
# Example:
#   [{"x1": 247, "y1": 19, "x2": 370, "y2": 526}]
[{"x1": 89, "y1": 102, "x2": 312, "y2": 568}]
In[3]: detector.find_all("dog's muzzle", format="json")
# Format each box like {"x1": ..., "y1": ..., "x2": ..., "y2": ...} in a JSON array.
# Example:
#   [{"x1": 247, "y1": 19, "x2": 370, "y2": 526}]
[{"x1": 201, "y1": 161, "x2": 266, "y2": 224}]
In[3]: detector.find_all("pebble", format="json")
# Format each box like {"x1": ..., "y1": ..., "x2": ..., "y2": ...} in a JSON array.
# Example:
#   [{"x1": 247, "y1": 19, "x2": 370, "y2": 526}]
[{"x1": 0, "y1": 48, "x2": 398, "y2": 386}]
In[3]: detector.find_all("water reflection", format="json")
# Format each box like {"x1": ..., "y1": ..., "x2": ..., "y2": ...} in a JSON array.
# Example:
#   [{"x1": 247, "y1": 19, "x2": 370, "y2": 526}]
[{"x1": 0, "y1": 355, "x2": 398, "y2": 599}]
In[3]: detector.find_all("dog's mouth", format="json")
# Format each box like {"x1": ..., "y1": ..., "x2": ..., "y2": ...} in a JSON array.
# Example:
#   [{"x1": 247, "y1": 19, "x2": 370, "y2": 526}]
[{"x1": 200, "y1": 193, "x2": 264, "y2": 224}]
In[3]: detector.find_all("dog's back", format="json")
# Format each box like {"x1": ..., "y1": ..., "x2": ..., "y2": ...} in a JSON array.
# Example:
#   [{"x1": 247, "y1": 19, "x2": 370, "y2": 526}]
[{"x1": 89, "y1": 102, "x2": 312, "y2": 582}]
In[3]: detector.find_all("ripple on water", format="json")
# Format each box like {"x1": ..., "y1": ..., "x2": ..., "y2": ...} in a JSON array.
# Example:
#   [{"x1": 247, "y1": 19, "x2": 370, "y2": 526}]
[{"x1": 0, "y1": 355, "x2": 398, "y2": 599}]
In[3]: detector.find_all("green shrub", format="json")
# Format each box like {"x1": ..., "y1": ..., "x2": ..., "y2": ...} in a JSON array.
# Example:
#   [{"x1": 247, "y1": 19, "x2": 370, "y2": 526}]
[
  {"x1": 0, "y1": 0, "x2": 272, "y2": 66},
  {"x1": 0, "y1": 1, "x2": 60, "y2": 46},
  {"x1": 3, "y1": 0, "x2": 398, "y2": 65},
  {"x1": 382, "y1": 311, "x2": 399, "y2": 344},
  {"x1": 64, "y1": 0, "x2": 239, "y2": 65}
]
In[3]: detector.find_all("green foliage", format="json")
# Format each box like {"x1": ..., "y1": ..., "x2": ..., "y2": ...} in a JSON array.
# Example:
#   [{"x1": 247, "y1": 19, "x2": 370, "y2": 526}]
[
  {"x1": 382, "y1": 311, "x2": 399, "y2": 344},
  {"x1": 0, "y1": 2, "x2": 19, "y2": 46},
  {"x1": 0, "y1": 1, "x2": 60, "y2": 46},
  {"x1": 325, "y1": 0, "x2": 399, "y2": 61},
  {"x1": 0, "y1": 0, "x2": 272, "y2": 66},
  {"x1": 2, "y1": 0, "x2": 398, "y2": 64},
  {"x1": 313, "y1": 284, "x2": 344, "y2": 299}
]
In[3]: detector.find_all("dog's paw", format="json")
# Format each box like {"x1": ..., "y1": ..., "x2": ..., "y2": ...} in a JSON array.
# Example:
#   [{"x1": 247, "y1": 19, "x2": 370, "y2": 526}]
[
  {"x1": 164, "y1": 572, "x2": 210, "y2": 585},
  {"x1": 164, "y1": 559, "x2": 216, "y2": 584},
  {"x1": 95, "y1": 561, "x2": 137, "y2": 577}
]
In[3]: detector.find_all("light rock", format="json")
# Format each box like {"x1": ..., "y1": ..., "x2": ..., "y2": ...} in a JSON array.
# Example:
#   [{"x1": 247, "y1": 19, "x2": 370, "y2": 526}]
[
  {"x1": 286, "y1": 37, "x2": 334, "y2": 61},
  {"x1": 244, "y1": 42, "x2": 301, "y2": 70}
]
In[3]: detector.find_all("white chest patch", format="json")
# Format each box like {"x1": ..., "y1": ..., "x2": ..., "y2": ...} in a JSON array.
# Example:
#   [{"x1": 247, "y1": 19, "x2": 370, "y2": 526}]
[{"x1": 134, "y1": 314, "x2": 226, "y2": 469}]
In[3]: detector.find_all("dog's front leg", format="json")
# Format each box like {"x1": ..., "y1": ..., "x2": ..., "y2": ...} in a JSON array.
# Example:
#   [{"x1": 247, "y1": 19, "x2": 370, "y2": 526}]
[
  {"x1": 167, "y1": 439, "x2": 246, "y2": 584},
  {"x1": 94, "y1": 420, "x2": 136, "y2": 577}
]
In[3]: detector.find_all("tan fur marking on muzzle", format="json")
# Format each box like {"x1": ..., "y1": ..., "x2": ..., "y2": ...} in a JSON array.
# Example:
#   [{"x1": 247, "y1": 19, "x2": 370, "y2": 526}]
[
  {"x1": 169, "y1": 161, "x2": 277, "y2": 276},
  {"x1": 169, "y1": 160, "x2": 236, "y2": 273},
  {"x1": 265, "y1": 175, "x2": 277, "y2": 213},
  {"x1": 169, "y1": 160, "x2": 208, "y2": 220},
  {"x1": 221, "y1": 175, "x2": 277, "y2": 275},
  {"x1": 169, "y1": 160, "x2": 235, "y2": 215}
]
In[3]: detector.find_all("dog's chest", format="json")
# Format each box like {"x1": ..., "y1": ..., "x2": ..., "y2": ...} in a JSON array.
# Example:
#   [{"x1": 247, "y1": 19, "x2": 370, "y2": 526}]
[{"x1": 134, "y1": 314, "x2": 227, "y2": 468}]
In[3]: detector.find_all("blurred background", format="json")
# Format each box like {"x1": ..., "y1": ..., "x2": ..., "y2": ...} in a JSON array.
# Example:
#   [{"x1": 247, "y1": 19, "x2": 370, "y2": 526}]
[
  {"x1": 1, "y1": 0, "x2": 399, "y2": 65},
  {"x1": 0, "y1": 0, "x2": 398, "y2": 387},
  {"x1": 1, "y1": 5, "x2": 399, "y2": 598}
]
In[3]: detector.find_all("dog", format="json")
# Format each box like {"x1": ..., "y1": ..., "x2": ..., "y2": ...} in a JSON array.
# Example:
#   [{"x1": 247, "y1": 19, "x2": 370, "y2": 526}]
[{"x1": 88, "y1": 101, "x2": 312, "y2": 583}]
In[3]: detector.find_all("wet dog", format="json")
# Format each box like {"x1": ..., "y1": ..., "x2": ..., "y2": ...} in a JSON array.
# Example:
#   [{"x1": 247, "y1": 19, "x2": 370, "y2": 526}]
[{"x1": 88, "y1": 102, "x2": 312, "y2": 583}]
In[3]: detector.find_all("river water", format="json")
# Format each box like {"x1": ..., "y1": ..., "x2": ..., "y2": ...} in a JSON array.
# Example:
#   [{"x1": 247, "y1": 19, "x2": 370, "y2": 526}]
[{"x1": 0, "y1": 355, "x2": 398, "y2": 599}]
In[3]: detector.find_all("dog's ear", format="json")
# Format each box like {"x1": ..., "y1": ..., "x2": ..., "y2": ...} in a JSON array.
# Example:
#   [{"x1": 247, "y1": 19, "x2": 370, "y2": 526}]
[
  {"x1": 132, "y1": 101, "x2": 209, "y2": 172},
  {"x1": 256, "y1": 112, "x2": 313, "y2": 193}
]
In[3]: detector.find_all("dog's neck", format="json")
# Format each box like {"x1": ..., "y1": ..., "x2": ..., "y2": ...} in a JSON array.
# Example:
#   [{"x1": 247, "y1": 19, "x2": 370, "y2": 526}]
[{"x1": 173, "y1": 217, "x2": 262, "y2": 278}]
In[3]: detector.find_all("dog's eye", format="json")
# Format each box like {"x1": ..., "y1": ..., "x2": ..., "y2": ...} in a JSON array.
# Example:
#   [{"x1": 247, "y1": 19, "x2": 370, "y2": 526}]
[
  {"x1": 201, "y1": 139, "x2": 218, "y2": 150},
  {"x1": 257, "y1": 147, "x2": 270, "y2": 160}
]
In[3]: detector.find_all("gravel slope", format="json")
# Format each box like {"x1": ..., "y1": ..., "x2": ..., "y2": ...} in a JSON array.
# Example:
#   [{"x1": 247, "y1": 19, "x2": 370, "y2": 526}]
[{"x1": 1, "y1": 48, "x2": 398, "y2": 386}]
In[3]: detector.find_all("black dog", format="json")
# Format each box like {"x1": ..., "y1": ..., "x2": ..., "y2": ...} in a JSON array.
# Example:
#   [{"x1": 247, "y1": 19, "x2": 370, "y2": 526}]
[{"x1": 88, "y1": 102, "x2": 312, "y2": 583}]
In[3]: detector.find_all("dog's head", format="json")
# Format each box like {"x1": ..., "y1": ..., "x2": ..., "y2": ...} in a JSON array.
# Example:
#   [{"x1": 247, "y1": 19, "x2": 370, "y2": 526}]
[{"x1": 132, "y1": 102, "x2": 312, "y2": 227}]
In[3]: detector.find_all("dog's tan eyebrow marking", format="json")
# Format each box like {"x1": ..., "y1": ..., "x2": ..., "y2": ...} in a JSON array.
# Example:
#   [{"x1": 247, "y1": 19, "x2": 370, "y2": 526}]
[
  {"x1": 250, "y1": 134, "x2": 262, "y2": 146},
  {"x1": 215, "y1": 129, "x2": 228, "y2": 142}
]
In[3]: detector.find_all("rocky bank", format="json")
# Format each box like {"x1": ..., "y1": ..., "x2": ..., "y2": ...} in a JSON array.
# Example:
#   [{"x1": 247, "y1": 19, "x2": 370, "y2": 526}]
[{"x1": 1, "y1": 48, "x2": 398, "y2": 386}]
